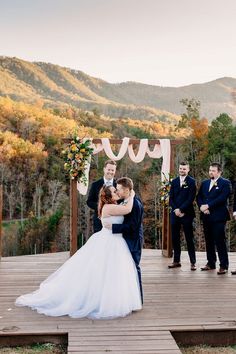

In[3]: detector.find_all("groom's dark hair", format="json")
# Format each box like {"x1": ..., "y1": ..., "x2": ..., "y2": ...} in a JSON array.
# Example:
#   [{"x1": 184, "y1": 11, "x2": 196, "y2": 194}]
[{"x1": 117, "y1": 177, "x2": 133, "y2": 190}]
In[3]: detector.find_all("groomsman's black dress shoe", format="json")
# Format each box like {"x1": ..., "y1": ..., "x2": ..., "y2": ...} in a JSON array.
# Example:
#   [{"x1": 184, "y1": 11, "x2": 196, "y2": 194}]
[
  {"x1": 168, "y1": 262, "x2": 181, "y2": 269},
  {"x1": 200, "y1": 265, "x2": 216, "y2": 271},
  {"x1": 217, "y1": 268, "x2": 228, "y2": 275},
  {"x1": 231, "y1": 270, "x2": 236, "y2": 275},
  {"x1": 191, "y1": 264, "x2": 197, "y2": 271}
]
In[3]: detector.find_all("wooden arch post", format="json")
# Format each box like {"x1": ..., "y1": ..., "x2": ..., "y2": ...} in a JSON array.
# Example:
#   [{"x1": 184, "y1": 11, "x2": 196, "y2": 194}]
[
  {"x1": 161, "y1": 140, "x2": 178, "y2": 257},
  {"x1": 68, "y1": 138, "x2": 182, "y2": 257},
  {"x1": 70, "y1": 179, "x2": 78, "y2": 256}
]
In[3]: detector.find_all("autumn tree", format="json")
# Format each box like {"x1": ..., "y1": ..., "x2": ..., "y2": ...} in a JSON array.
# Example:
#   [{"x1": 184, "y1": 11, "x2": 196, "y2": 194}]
[
  {"x1": 207, "y1": 113, "x2": 236, "y2": 178},
  {"x1": 177, "y1": 98, "x2": 209, "y2": 178}
]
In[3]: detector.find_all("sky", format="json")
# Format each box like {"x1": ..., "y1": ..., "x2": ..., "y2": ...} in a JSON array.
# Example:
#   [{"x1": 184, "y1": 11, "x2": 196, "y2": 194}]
[{"x1": 0, "y1": 0, "x2": 236, "y2": 87}]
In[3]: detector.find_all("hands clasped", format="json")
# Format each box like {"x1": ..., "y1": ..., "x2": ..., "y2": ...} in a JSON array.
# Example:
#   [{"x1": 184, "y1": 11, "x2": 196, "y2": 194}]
[
  {"x1": 200, "y1": 204, "x2": 210, "y2": 214},
  {"x1": 174, "y1": 208, "x2": 185, "y2": 218}
]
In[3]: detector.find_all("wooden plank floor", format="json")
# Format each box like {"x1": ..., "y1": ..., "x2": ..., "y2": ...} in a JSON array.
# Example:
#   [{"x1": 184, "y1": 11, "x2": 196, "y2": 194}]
[{"x1": 1, "y1": 250, "x2": 236, "y2": 353}]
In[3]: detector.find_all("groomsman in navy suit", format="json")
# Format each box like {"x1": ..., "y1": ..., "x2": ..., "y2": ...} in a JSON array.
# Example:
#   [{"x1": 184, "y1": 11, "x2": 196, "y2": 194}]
[
  {"x1": 197, "y1": 163, "x2": 231, "y2": 275},
  {"x1": 168, "y1": 162, "x2": 197, "y2": 270},
  {"x1": 233, "y1": 188, "x2": 236, "y2": 220},
  {"x1": 230, "y1": 186, "x2": 236, "y2": 274},
  {"x1": 87, "y1": 160, "x2": 117, "y2": 233}
]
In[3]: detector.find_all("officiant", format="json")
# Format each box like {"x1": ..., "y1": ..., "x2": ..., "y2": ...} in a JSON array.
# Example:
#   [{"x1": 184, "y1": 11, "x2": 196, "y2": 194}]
[{"x1": 87, "y1": 160, "x2": 117, "y2": 232}]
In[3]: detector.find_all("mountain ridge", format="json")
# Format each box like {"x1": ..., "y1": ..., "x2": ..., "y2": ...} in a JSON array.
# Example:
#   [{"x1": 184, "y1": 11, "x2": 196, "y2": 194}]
[{"x1": 0, "y1": 56, "x2": 236, "y2": 121}]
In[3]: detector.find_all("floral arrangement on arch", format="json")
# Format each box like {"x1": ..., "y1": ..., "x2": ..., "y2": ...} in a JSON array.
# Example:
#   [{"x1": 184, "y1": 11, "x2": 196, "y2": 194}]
[
  {"x1": 159, "y1": 173, "x2": 173, "y2": 208},
  {"x1": 63, "y1": 137, "x2": 94, "y2": 184}
]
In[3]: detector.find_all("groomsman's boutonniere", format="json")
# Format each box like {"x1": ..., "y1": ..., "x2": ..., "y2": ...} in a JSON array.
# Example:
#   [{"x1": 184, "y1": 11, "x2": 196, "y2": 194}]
[
  {"x1": 182, "y1": 181, "x2": 188, "y2": 189},
  {"x1": 214, "y1": 181, "x2": 219, "y2": 189}
]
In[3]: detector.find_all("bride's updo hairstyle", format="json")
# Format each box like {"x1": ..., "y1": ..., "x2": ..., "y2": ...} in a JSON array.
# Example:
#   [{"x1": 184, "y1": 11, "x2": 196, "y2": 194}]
[{"x1": 98, "y1": 185, "x2": 116, "y2": 217}]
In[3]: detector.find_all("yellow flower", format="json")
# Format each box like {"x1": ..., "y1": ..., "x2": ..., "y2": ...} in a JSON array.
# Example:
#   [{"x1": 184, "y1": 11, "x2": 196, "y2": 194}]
[{"x1": 63, "y1": 138, "x2": 93, "y2": 183}]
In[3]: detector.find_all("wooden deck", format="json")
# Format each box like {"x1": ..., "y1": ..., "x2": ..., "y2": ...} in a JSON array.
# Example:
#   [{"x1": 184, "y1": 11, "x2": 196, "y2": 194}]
[{"x1": 1, "y1": 249, "x2": 236, "y2": 353}]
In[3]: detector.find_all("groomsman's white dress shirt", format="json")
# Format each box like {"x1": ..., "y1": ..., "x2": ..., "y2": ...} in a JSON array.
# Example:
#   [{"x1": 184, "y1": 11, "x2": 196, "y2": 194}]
[
  {"x1": 104, "y1": 178, "x2": 113, "y2": 186},
  {"x1": 209, "y1": 177, "x2": 219, "y2": 191},
  {"x1": 179, "y1": 176, "x2": 186, "y2": 187}
]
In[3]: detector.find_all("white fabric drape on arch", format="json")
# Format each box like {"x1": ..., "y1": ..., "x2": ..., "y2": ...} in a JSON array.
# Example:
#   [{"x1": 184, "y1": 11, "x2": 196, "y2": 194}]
[{"x1": 77, "y1": 138, "x2": 171, "y2": 195}]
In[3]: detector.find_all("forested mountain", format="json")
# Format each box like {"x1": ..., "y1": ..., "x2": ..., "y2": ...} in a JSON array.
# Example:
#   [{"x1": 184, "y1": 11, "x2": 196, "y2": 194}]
[
  {"x1": 1, "y1": 56, "x2": 236, "y2": 121},
  {"x1": 0, "y1": 56, "x2": 179, "y2": 123},
  {"x1": 0, "y1": 57, "x2": 235, "y2": 258},
  {"x1": 0, "y1": 97, "x2": 186, "y2": 256}
]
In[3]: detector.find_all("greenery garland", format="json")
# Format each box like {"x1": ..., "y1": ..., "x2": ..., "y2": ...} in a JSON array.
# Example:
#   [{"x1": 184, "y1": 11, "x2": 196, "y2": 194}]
[
  {"x1": 63, "y1": 137, "x2": 94, "y2": 184},
  {"x1": 159, "y1": 173, "x2": 173, "y2": 208}
]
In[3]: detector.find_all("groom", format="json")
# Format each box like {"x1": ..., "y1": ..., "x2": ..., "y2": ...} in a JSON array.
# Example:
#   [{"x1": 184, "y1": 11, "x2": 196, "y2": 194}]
[{"x1": 104, "y1": 177, "x2": 144, "y2": 304}]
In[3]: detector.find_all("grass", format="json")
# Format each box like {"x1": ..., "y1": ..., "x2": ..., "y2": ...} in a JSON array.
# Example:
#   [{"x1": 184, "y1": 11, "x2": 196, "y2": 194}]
[
  {"x1": 0, "y1": 343, "x2": 66, "y2": 354},
  {"x1": 181, "y1": 344, "x2": 236, "y2": 353}
]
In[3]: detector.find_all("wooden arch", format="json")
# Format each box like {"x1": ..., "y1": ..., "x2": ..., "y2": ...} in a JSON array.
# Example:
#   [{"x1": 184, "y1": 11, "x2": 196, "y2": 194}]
[{"x1": 69, "y1": 138, "x2": 182, "y2": 257}]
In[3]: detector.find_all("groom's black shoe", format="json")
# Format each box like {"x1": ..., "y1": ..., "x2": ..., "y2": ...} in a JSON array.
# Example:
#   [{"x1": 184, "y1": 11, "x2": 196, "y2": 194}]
[
  {"x1": 231, "y1": 270, "x2": 236, "y2": 275},
  {"x1": 168, "y1": 262, "x2": 181, "y2": 269}
]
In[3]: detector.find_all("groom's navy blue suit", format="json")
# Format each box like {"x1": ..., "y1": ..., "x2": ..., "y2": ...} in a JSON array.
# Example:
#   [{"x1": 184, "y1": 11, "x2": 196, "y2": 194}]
[
  {"x1": 197, "y1": 177, "x2": 231, "y2": 269},
  {"x1": 169, "y1": 175, "x2": 196, "y2": 264},
  {"x1": 112, "y1": 196, "x2": 144, "y2": 303}
]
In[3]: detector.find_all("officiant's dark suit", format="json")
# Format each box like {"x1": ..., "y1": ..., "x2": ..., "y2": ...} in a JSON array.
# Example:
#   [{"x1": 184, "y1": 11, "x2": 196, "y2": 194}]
[
  {"x1": 87, "y1": 160, "x2": 117, "y2": 233},
  {"x1": 87, "y1": 178, "x2": 117, "y2": 233},
  {"x1": 169, "y1": 175, "x2": 197, "y2": 266},
  {"x1": 197, "y1": 176, "x2": 231, "y2": 271},
  {"x1": 230, "y1": 187, "x2": 236, "y2": 275},
  {"x1": 112, "y1": 196, "x2": 144, "y2": 303}
]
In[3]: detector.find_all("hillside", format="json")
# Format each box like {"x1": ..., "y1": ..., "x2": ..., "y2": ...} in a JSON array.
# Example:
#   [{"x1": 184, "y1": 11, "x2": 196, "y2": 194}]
[
  {"x1": 0, "y1": 56, "x2": 179, "y2": 124},
  {"x1": 113, "y1": 78, "x2": 236, "y2": 120},
  {"x1": 1, "y1": 56, "x2": 236, "y2": 121}
]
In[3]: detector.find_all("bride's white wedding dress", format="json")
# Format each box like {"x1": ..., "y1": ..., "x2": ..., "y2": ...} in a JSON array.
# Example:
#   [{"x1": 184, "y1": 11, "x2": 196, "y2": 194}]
[{"x1": 15, "y1": 216, "x2": 142, "y2": 319}]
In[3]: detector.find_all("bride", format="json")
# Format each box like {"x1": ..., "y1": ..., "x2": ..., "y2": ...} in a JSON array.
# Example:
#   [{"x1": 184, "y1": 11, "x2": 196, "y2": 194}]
[{"x1": 15, "y1": 185, "x2": 142, "y2": 319}]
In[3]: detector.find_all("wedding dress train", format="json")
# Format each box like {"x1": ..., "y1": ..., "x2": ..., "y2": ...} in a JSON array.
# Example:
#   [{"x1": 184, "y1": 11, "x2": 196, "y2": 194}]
[{"x1": 15, "y1": 216, "x2": 142, "y2": 319}]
